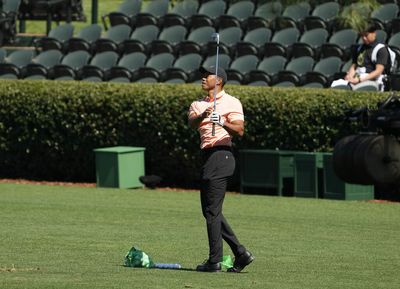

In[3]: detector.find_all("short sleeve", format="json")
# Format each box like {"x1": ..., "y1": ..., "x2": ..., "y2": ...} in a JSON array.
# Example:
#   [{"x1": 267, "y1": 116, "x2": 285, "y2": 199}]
[
  {"x1": 227, "y1": 98, "x2": 244, "y2": 122},
  {"x1": 188, "y1": 101, "x2": 200, "y2": 120},
  {"x1": 376, "y1": 46, "x2": 389, "y2": 66}
]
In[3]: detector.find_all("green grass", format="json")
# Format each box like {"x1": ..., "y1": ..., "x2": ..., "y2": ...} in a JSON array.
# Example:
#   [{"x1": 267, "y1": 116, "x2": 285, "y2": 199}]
[
  {"x1": 0, "y1": 183, "x2": 399, "y2": 289},
  {"x1": 22, "y1": 0, "x2": 126, "y2": 35}
]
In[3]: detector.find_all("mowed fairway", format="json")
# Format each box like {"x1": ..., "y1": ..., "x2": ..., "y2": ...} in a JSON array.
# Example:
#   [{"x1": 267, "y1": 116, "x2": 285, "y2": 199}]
[{"x1": 0, "y1": 183, "x2": 399, "y2": 289}]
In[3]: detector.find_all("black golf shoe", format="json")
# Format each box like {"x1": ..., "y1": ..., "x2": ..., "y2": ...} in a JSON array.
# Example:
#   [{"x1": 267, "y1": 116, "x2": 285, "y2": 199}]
[
  {"x1": 227, "y1": 250, "x2": 254, "y2": 273},
  {"x1": 196, "y1": 260, "x2": 221, "y2": 272}
]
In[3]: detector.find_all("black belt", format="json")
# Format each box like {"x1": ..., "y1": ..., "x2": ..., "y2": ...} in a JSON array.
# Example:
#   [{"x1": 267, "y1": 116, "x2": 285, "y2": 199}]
[{"x1": 201, "y1": 146, "x2": 232, "y2": 158}]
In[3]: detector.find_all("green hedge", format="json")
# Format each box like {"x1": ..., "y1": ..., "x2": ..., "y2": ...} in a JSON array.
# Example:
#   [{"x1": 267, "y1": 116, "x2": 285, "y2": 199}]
[{"x1": 0, "y1": 80, "x2": 388, "y2": 188}]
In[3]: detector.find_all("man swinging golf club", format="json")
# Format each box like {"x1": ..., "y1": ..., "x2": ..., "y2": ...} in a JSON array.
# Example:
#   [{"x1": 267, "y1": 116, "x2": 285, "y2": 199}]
[{"x1": 187, "y1": 33, "x2": 254, "y2": 273}]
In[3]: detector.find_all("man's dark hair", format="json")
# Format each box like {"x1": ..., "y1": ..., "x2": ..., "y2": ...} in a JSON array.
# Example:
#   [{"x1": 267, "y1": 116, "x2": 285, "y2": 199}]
[{"x1": 365, "y1": 22, "x2": 378, "y2": 33}]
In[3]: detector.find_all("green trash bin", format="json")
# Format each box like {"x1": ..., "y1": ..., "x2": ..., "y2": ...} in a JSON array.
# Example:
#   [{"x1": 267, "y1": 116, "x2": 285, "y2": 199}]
[
  {"x1": 323, "y1": 153, "x2": 374, "y2": 200},
  {"x1": 294, "y1": 152, "x2": 324, "y2": 198},
  {"x1": 239, "y1": 149, "x2": 295, "y2": 195},
  {"x1": 93, "y1": 146, "x2": 145, "y2": 189}
]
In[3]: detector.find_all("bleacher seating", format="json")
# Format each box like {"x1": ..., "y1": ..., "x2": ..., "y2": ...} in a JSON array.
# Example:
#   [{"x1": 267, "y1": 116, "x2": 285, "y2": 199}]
[
  {"x1": 106, "y1": 51, "x2": 147, "y2": 82},
  {"x1": 0, "y1": 49, "x2": 35, "y2": 78},
  {"x1": 34, "y1": 23, "x2": 74, "y2": 52},
  {"x1": 303, "y1": 1, "x2": 340, "y2": 32},
  {"x1": 275, "y1": 55, "x2": 314, "y2": 86},
  {"x1": 1, "y1": 0, "x2": 400, "y2": 90},
  {"x1": 23, "y1": 49, "x2": 63, "y2": 79},
  {"x1": 102, "y1": 0, "x2": 142, "y2": 30}
]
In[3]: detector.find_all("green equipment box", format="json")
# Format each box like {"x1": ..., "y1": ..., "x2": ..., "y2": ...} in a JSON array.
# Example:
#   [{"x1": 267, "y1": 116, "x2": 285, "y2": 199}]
[{"x1": 93, "y1": 146, "x2": 145, "y2": 189}]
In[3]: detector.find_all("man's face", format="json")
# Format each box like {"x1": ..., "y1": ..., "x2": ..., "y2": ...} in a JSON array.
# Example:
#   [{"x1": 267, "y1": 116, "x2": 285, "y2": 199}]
[
  {"x1": 201, "y1": 73, "x2": 220, "y2": 91},
  {"x1": 360, "y1": 31, "x2": 376, "y2": 45}
]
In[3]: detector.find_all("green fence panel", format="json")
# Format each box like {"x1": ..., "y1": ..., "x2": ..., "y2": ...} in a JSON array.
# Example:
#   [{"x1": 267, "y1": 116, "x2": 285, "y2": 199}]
[
  {"x1": 323, "y1": 153, "x2": 374, "y2": 200},
  {"x1": 294, "y1": 152, "x2": 325, "y2": 198},
  {"x1": 239, "y1": 149, "x2": 295, "y2": 195}
]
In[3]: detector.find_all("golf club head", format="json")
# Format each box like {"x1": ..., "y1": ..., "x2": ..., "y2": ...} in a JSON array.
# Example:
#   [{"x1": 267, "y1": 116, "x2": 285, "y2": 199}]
[{"x1": 211, "y1": 33, "x2": 220, "y2": 45}]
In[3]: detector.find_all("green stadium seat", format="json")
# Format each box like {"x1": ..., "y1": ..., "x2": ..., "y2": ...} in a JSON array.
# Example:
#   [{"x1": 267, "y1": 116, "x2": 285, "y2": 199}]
[
  {"x1": 190, "y1": 0, "x2": 226, "y2": 29},
  {"x1": 133, "y1": 52, "x2": 174, "y2": 81},
  {"x1": 371, "y1": 3, "x2": 399, "y2": 32},
  {"x1": 304, "y1": 56, "x2": 342, "y2": 87},
  {"x1": 207, "y1": 26, "x2": 242, "y2": 57},
  {"x1": 225, "y1": 54, "x2": 259, "y2": 84},
  {"x1": 333, "y1": 58, "x2": 352, "y2": 81},
  {"x1": 0, "y1": 49, "x2": 35, "y2": 79},
  {"x1": 245, "y1": 55, "x2": 287, "y2": 85},
  {"x1": 246, "y1": 1, "x2": 283, "y2": 30},
  {"x1": 161, "y1": 0, "x2": 199, "y2": 27},
  {"x1": 320, "y1": 28, "x2": 358, "y2": 60},
  {"x1": 79, "y1": 51, "x2": 119, "y2": 81},
  {"x1": 49, "y1": 50, "x2": 91, "y2": 80},
  {"x1": 291, "y1": 28, "x2": 329, "y2": 59},
  {"x1": 120, "y1": 25, "x2": 159, "y2": 55},
  {"x1": 202, "y1": 53, "x2": 231, "y2": 69},
  {"x1": 391, "y1": 18, "x2": 400, "y2": 35},
  {"x1": 275, "y1": 2, "x2": 311, "y2": 31},
  {"x1": 134, "y1": 0, "x2": 169, "y2": 27},
  {"x1": 163, "y1": 53, "x2": 203, "y2": 82},
  {"x1": 34, "y1": 23, "x2": 74, "y2": 51},
  {"x1": 178, "y1": 26, "x2": 216, "y2": 56},
  {"x1": 388, "y1": 32, "x2": 400, "y2": 60},
  {"x1": 23, "y1": 49, "x2": 63, "y2": 79},
  {"x1": 275, "y1": 56, "x2": 314, "y2": 86},
  {"x1": 102, "y1": 0, "x2": 142, "y2": 30},
  {"x1": 94, "y1": 24, "x2": 132, "y2": 53},
  {"x1": 67, "y1": 24, "x2": 102, "y2": 53},
  {"x1": 218, "y1": 0, "x2": 255, "y2": 29},
  {"x1": 303, "y1": 1, "x2": 340, "y2": 31},
  {"x1": 106, "y1": 52, "x2": 147, "y2": 82},
  {"x1": 264, "y1": 27, "x2": 300, "y2": 57},
  {"x1": 150, "y1": 25, "x2": 187, "y2": 55},
  {"x1": 236, "y1": 27, "x2": 271, "y2": 57}
]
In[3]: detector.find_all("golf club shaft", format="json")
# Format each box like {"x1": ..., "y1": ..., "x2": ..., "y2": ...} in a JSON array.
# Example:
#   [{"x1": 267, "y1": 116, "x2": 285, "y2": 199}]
[
  {"x1": 212, "y1": 43, "x2": 220, "y2": 136},
  {"x1": 153, "y1": 263, "x2": 182, "y2": 269}
]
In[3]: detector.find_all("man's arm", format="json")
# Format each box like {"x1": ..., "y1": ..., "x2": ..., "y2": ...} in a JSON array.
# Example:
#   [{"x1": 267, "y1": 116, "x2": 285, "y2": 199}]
[
  {"x1": 345, "y1": 64, "x2": 357, "y2": 81},
  {"x1": 359, "y1": 64, "x2": 385, "y2": 81},
  {"x1": 223, "y1": 120, "x2": 244, "y2": 137},
  {"x1": 188, "y1": 106, "x2": 213, "y2": 129},
  {"x1": 348, "y1": 64, "x2": 385, "y2": 84}
]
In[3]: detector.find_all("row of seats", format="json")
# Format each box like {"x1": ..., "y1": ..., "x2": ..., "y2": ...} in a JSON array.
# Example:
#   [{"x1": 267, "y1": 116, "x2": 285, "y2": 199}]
[
  {"x1": 34, "y1": 22, "x2": 400, "y2": 63},
  {"x1": 0, "y1": 48, "x2": 356, "y2": 87},
  {"x1": 102, "y1": 0, "x2": 400, "y2": 35}
]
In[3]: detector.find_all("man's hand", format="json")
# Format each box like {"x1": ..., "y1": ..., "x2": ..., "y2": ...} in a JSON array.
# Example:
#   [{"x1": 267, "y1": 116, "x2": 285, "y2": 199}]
[{"x1": 210, "y1": 111, "x2": 224, "y2": 126}]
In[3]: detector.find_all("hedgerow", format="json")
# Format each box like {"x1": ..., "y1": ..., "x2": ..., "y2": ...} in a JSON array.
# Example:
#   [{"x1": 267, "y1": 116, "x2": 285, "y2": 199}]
[{"x1": 0, "y1": 80, "x2": 387, "y2": 188}]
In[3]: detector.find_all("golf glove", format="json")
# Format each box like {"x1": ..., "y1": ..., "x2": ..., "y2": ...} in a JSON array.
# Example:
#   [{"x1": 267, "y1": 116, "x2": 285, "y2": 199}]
[{"x1": 210, "y1": 111, "x2": 224, "y2": 126}]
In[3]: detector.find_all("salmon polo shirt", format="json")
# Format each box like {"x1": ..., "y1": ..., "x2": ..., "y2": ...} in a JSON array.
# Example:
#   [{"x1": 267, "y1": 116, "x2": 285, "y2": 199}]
[{"x1": 188, "y1": 90, "x2": 244, "y2": 149}]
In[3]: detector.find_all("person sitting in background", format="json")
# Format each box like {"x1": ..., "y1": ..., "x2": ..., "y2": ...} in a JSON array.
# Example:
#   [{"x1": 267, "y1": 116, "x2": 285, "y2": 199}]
[{"x1": 331, "y1": 22, "x2": 389, "y2": 91}]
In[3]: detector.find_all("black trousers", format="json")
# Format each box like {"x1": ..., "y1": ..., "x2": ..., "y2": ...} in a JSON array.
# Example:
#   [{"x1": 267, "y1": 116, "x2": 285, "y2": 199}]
[{"x1": 200, "y1": 146, "x2": 245, "y2": 263}]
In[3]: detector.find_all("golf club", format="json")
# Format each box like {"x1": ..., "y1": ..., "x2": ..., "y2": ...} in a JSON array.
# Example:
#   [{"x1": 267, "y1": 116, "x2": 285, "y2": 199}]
[{"x1": 211, "y1": 32, "x2": 220, "y2": 136}]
